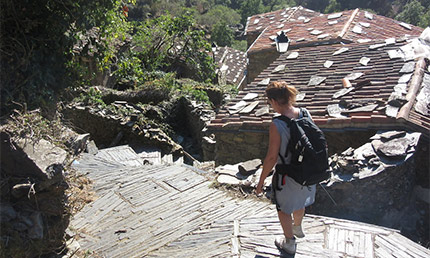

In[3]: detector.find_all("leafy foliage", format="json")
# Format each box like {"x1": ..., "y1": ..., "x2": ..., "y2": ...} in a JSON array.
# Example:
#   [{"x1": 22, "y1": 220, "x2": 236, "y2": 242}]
[
  {"x1": 239, "y1": 0, "x2": 264, "y2": 25},
  {"x1": 199, "y1": 5, "x2": 241, "y2": 29},
  {"x1": 116, "y1": 12, "x2": 216, "y2": 85},
  {"x1": 324, "y1": 0, "x2": 342, "y2": 13},
  {"x1": 212, "y1": 21, "x2": 235, "y2": 47},
  {"x1": 395, "y1": 0, "x2": 430, "y2": 27},
  {"x1": 3, "y1": 0, "x2": 428, "y2": 117},
  {"x1": 76, "y1": 88, "x2": 107, "y2": 107},
  {"x1": 0, "y1": 0, "x2": 133, "y2": 114},
  {"x1": 231, "y1": 40, "x2": 248, "y2": 52}
]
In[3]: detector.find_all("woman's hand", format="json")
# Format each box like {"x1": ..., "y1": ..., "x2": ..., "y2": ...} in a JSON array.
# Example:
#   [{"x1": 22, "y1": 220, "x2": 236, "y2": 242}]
[
  {"x1": 255, "y1": 122, "x2": 280, "y2": 197},
  {"x1": 256, "y1": 182, "x2": 264, "y2": 196}
]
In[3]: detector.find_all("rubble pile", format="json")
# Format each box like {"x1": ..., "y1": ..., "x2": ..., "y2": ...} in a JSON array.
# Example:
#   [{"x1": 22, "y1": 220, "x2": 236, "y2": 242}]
[
  {"x1": 320, "y1": 131, "x2": 421, "y2": 210},
  {"x1": 312, "y1": 130, "x2": 425, "y2": 240},
  {"x1": 63, "y1": 92, "x2": 219, "y2": 162},
  {"x1": 63, "y1": 101, "x2": 183, "y2": 155}
]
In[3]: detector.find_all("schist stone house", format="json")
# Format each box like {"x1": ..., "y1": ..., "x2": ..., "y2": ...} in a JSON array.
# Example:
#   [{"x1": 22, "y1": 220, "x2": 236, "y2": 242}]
[
  {"x1": 212, "y1": 46, "x2": 247, "y2": 89},
  {"x1": 244, "y1": 6, "x2": 424, "y2": 83},
  {"x1": 206, "y1": 6, "x2": 429, "y2": 167}
]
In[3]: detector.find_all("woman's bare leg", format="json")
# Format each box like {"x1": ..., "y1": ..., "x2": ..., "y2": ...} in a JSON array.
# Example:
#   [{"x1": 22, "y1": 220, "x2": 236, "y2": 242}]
[
  {"x1": 278, "y1": 210, "x2": 293, "y2": 239},
  {"x1": 292, "y1": 208, "x2": 305, "y2": 226}
]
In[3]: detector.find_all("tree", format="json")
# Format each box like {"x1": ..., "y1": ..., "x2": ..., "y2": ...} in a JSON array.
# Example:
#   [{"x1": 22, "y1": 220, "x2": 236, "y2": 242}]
[
  {"x1": 199, "y1": 5, "x2": 241, "y2": 30},
  {"x1": 419, "y1": 8, "x2": 430, "y2": 27},
  {"x1": 0, "y1": 0, "x2": 133, "y2": 114},
  {"x1": 325, "y1": 0, "x2": 341, "y2": 13},
  {"x1": 212, "y1": 21, "x2": 235, "y2": 46},
  {"x1": 119, "y1": 12, "x2": 216, "y2": 83},
  {"x1": 240, "y1": 0, "x2": 264, "y2": 25},
  {"x1": 295, "y1": 0, "x2": 329, "y2": 12},
  {"x1": 395, "y1": 0, "x2": 426, "y2": 26}
]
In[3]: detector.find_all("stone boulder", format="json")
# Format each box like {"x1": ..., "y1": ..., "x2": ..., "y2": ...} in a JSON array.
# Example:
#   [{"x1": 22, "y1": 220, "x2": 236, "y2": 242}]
[
  {"x1": 215, "y1": 159, "x2": 269, "y2": 189},
  {"x1": 1, "y1": 132, "x2": 67, "y2": 181},
  {"x1": 0, "y1": 133, "x2": 69, "y2": 256},
  {"x1": 238, "y1": 159, "x2": 262, "y2": 176}
]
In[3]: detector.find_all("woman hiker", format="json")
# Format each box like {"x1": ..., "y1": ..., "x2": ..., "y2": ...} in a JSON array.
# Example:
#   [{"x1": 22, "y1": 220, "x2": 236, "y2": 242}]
[{"x1": 256, "y1": 81, "x2": 316, "y2": 255}]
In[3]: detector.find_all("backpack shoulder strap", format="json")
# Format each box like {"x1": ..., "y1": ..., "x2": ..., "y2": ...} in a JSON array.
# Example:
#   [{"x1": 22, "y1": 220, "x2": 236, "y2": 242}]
[
  {"x1": 273, "y1": 115, "x2": 292, "y2": 126},
  {"x1": 298, "y1": 107, "x2": 307, "y2": 118},
  {"x1": 273, "y1": 115, "x2": 291, "y2": 164}
]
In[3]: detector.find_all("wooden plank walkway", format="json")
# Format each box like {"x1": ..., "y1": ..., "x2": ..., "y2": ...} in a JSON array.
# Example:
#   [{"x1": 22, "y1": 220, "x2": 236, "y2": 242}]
[{"x1": 70, "y1": 146, "x2": 430, "y2": 257}]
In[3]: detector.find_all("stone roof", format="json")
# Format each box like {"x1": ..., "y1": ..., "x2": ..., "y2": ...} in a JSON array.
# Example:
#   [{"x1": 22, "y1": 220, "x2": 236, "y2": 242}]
[
  {"x1": 208, "y1": 34, "x2": 430, "y2": 136},
  {"x1": 213, "y1": 46, "x2": 247, "y2": 87},
  {"x1": 245, "y1": 6, "x2": 424, "y2": 54},
  {"x1": 70, "y1": 145, "x2": 430, "y2": 257}
]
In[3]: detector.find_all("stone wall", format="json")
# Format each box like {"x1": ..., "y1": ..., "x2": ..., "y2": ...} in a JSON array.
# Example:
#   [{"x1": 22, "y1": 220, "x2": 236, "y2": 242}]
[
  {"x1": 325, "y1": 130, "x2": 378, "y2": 155},
  {"x1": 214, "y1": 131, "x2": 269, "y2": 165},
  {"x1": 62, "y1": 105, "x2": 182, "y2": 155},
  {"x1": 176, "y1": 97, "x2": 216, "y2": 159},
  {"x1": 246, "y1": 32, "x2": 259, "y2": 49},
  {"x1": 212, "y1": 128, "x2": 379, "y2": 165},
  {"x1": 247, "y1": 49, "x2": 279, "y2": 83}
]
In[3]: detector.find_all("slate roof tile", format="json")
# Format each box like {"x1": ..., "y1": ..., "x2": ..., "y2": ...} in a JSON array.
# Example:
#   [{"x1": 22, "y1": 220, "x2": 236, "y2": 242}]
[
  {"x1": 246, "y1": 7, "x2": 423, "y2": 54},
  {"x1": 208, "y1": 39, "x2": 430, "y2": 136}
]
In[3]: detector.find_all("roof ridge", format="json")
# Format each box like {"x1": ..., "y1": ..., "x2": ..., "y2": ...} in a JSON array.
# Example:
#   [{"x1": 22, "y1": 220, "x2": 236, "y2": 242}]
[
  {"x1": 338, "y1": 8, "x2": 359, "y2": 39},
  {"x1": 246, "y1": 27, "x2": 269, "y2": 55},
  {"x1": 219, "y1": 47, "x2": 229, "y2": 64},
  {"x1": 397, "y1": 58, "x2": 427, "y2": 120},
  {"x1": 286, "y1": 5, "x2": 302, "y2": 21}
]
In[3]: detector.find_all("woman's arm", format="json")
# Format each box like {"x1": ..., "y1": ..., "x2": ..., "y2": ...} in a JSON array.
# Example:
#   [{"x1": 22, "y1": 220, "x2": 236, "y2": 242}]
[{"x1": 256, "y1": 122, "x2": 281, "y2": 195}]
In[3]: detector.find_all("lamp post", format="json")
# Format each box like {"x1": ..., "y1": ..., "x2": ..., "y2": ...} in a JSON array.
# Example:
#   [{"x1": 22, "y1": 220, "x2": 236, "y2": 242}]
[{"x1": 275, "y1": 31, "x2": 289, "y2": 53}]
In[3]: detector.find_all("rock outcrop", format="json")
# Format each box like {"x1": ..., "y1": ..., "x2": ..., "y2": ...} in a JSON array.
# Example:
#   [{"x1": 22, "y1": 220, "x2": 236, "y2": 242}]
[
  {"x1": 0, "y1": 132, "x2": 70, "y2": 256},
  {"x1": 63, "y1": 101, "x2": 183, "y2": 155}
]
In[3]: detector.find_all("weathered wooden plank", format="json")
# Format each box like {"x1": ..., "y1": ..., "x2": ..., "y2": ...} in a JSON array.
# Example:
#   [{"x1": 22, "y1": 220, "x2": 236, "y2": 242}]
[
  {"x1": 375, "y1": 244, "x2": 394, "y2": 258},
  {"x1": 71, "y1": 190, "x2": 121, "y2": 227},
  {"x1": 306, "y1": 224, "x2": 326, "y2": 234},
  {"x1": 364, "y1": 233, "x2": 374, "y2": 258},
  {"x1": 336, "y1": 228, "x2": 346, "y2": 253},
  {"x1": 353, "y1": 231, "x2": 360, "y2": 256},
  {"x1": 254, "y1": 245, "x2": 281, "y2": 256},
  {"x1": 332, "y1": 220, "x2": 394, "y2": 235},
  {"x1": 135, "y1": 180, "x2": 213, "y2": 214},
  {"x1": 149, "y1": 165, "x2": 189, "y2": 180},
  {"x1": 231, "y1": 236, "x2": 240, "y2": 255},
  {"x1": 163, "y1": 173, "x2": 207, "y2": 192},
  {"x1": 327, "y1": 226, "x2": 336, "y2": 251},
  {"x1": 131, "y1": 189, "x2": 222, "y2": 234},
  {"x1": 239, "y1": 217, "x2": 280, "y2": 224},
  {"x1": 124, "y1": 213, "x2": 210, "y2": 256},
  {"x1": 168, "y1": 232, "x2": 232, "y2": 248},
  {"x1": 386, "y1": 233, "x2": 430, "y2": 257},
  {"x1": 297, "y1": 246, "x2": 343, "y2": 258},
  {"x1": 133, "y1": 193, "x2": 217, "y2": 230},
  {"x1": 376, "y1": 235, "x2": 413, "y2": 258},
  {"x1": 299, "y1": 233, "x2": 324, "y2": 243},
  {"x1": 345, "y1": 229, "x2": 354, "y2": 255},
  {"x1": 242, "y1": 236, "x2": 280, "y2": 250}
]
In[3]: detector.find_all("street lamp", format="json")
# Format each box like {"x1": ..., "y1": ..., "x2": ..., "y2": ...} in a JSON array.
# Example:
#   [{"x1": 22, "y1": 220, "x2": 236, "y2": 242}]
[{"x1": 275, "y1": 31, "x2": 289, "y2": 53}]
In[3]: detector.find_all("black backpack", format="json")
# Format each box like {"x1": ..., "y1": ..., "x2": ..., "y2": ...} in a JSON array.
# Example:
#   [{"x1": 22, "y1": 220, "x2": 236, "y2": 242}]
[{"x1": 274, "y1": 108, "x2": 330, "y2": 186}]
